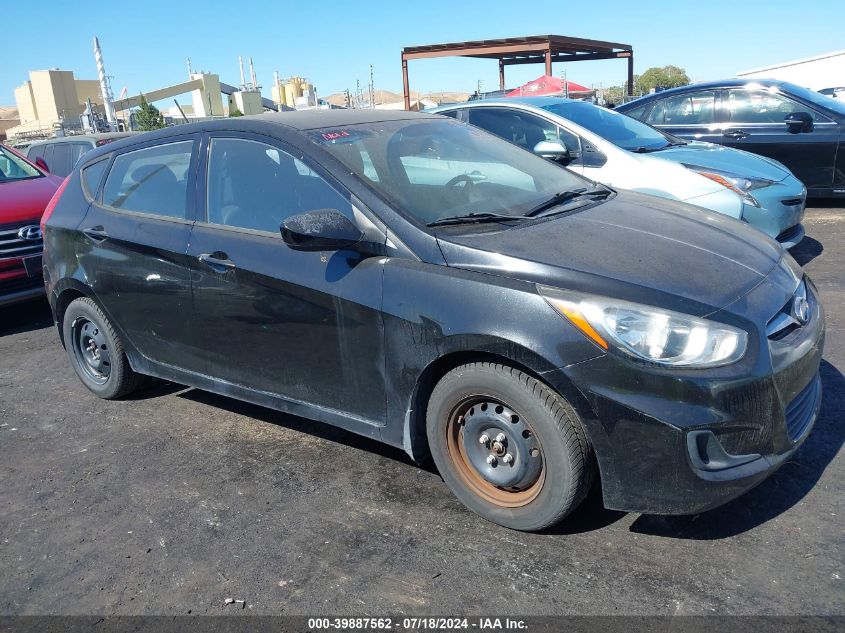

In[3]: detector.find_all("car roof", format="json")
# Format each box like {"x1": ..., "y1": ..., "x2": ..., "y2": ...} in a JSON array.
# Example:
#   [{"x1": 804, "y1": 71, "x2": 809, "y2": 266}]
[
  {"x1": 434, "y1": 96, "x2": 585, "y2": 110},
  {"x1": 26, "y1": 132, "x2": 136, "y2": 147},
  {"x1": 617, "y1": 78, "x2": 794, "y2": 108},
  {"x1": 79, "y1": 110, "x2": 443, "y2": 164}
]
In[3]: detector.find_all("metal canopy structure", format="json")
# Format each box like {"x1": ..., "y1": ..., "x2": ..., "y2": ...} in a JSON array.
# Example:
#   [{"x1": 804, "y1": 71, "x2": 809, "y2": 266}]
[{"x1": 401, "y1": 35, "x2": 634, "y2": 109}]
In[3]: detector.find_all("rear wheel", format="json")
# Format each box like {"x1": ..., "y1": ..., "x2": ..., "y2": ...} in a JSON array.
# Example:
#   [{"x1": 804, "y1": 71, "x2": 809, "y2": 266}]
[
  {"x1": 63, "y1": 297, "x2": 142, "y2": 399},
  {"x1": 427, "y1": 362, "x2": 593, "y2": 531}
]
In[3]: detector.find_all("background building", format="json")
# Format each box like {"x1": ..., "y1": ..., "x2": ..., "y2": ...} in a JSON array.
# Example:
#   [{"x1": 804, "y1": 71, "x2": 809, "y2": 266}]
[
  {"x1": 8, "y1": 69, "x2": 104, "y2": 139},
  {"x1": 738, "y1": 50, "x2": 845, "y2": 91}
]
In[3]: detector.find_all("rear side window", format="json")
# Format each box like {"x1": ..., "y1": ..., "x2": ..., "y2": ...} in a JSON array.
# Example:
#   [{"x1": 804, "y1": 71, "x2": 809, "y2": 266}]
[
  {"x1": 646, "y1": 91, "x2": 716, "y2": 125},
  {"x1": 81, "y1": 158, "x2": 110, "y2": 200},
  {"x1": 51, "y1": 144, "x2": 73, "y2": 177},
  {"x1": 69, "y1": 143, "x2": 91, "y2": 170},
  {"x1": 102, "y1": 141, "x2": 193, "y2": 219},
  {"x1": 27, "y1": 145, "x2": 45, "y2": 161}
]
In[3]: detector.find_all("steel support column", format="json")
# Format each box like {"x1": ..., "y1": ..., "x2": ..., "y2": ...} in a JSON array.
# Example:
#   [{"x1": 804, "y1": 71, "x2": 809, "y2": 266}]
[{"x1": 402, "y1": 56, "x2": 411, "y2": 110}]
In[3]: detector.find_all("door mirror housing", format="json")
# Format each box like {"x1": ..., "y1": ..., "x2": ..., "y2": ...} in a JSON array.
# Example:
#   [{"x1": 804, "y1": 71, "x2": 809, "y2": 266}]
[
  {"x1": 533, "y1": 140, "x2": 571, "y2": 164},
  {"x1": 281, "y1": 209, "x2": 364, "y2": 252},
  {"x1": 785, "y1": 112, "x2": 813, "y2": 134},
  {"x1": 35, "y1": 157, "x2": 49, "y2": 173}
]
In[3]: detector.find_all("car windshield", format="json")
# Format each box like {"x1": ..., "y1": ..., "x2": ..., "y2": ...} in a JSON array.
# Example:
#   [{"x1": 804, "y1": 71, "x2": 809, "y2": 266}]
[
  {"x1": 0, "y1": 145, "x2": 41, "y2": 182},
  {"x1": 308, "y1": 118, "x2": 590, "y2": 226},
  {"x1": 541, "y1": 101, "x2": 675, "y2": 152},
  {"x1": 780, "y1": 82, "x2": 845, "y2": 116}
]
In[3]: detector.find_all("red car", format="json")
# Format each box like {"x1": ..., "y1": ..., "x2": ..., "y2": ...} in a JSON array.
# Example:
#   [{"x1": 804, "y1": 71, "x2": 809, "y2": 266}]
[{"x1": 0, "y1": 144, "x2": 63, "y2": 307}]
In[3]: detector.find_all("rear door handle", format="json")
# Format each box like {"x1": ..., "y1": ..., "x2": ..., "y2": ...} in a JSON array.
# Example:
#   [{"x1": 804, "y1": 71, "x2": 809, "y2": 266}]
[
  {"x1": 724, "y1": 130, "x2": 749, "y2": 140},
  {"x1": 82, "y1": 226, "x2": 108, "y2": 241},
  {"x1": 198, "y1": 252, "x2": 236, "y2": 271}
]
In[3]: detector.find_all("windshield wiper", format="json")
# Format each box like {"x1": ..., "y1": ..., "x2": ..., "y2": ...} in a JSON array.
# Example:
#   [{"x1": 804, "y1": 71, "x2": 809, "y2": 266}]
[
  {"x1": 632, "y1": 140, "x2": 686, "y2": 153},
  {"x1": 426, "y1": 212, "x2": 529, "y2": 227},
  {"x1": 525, "y1": 186, "x2": 612, "y2": 217}
]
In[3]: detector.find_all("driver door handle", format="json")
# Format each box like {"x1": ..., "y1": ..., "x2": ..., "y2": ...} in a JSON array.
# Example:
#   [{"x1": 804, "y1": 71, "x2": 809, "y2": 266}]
[
  {"x1": 198, "y1": 252, "x2": 236, "y2": 271},
  {"x1": 724, "y1": 130, "x2": 749, "y2": 140}
]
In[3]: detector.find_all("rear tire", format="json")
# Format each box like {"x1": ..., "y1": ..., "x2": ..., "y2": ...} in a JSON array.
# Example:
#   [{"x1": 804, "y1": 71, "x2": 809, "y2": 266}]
[
  {"x1": 62, "y1": 297, "x2": 142, "y2": 399},
  {"x1": 426, "y1": 362, "x2": 593, "y2": 531}
]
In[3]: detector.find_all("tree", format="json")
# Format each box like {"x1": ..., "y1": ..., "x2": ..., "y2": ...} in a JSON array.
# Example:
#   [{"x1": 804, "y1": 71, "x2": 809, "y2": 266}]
[
  {"x1": 634, "y1": 65, "x2": 690, "y2": 96},
  {"x1": 229, "y1": 107, "x2": 244, "y2": 117},
  {"x1": 134, "y1": 95, "x2": 165, "y2": 131}
]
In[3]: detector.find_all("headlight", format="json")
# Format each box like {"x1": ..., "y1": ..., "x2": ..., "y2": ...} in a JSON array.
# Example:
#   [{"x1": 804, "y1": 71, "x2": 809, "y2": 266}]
[
  {"x1": 539, "y1": 286, "x2": 748, "y2": 368},
  {"x1": 683, "y1": 164, "x2": 775, "y2": 208}
]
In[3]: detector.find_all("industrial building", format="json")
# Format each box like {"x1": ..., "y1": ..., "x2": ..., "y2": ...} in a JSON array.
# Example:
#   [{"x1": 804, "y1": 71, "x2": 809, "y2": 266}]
[
  {"x1": 4, "y1": 38, "x2": 323, "y2": 142},
  {"x1": 8, "y1": 69, "x2": 105, "y2": 140},
  {"x1": 738, "y1": 50, "x2": 845, "y2": 91}
]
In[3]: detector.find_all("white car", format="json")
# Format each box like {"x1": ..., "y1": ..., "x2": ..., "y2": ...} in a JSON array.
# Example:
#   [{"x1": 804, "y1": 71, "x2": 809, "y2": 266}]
[{"x1": 433, "y1": 97, "x2": 807, "y2": 248}]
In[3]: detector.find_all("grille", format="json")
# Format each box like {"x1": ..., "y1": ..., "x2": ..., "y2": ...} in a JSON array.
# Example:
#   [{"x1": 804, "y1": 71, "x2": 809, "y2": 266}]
[
  {"x1": 0, "y1": 222, "x2": 43, "y2": 260},
  {"x1": 784, "y1": 374, "x2": 821, "y2": 442},
  {"x1": 781, "y1": 197, "x2": 803, "y2": 207},
  {"x1": 767, "y1": 280, "x2": 810, "y2": 340}
]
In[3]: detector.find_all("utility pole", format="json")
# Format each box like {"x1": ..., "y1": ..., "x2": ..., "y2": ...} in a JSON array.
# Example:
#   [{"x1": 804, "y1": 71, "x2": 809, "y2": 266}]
[{"x1": 369, "y1": 64, "x2": 375, "y2": 109}]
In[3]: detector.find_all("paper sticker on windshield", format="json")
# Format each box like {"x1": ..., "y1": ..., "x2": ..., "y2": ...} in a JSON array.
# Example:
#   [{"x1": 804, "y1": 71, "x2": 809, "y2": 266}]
[
  {"x1": 310, "y1": 128, "x2": 371, "y2": 145},
  {"x1": 320, "y1": 130, "x2": 351, "y2": 141}
]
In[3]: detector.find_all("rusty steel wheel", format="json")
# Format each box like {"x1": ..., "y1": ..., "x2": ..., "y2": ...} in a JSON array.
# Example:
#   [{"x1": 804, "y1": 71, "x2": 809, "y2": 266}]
[
  {"x1": 427, "y1": 362, "x2": 594, "y2": 531},
  {"x1": 445, "y1": 397, "x2": 545, "y2": 508}
]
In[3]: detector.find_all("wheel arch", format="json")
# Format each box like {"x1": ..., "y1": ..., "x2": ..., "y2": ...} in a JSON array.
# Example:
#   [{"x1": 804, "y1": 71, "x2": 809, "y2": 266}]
[
  {"x1": 401, "y1": 348, "x2": 593, "y2": 464},
  {"x1": 52, "y1": 279, "x2": 96, "y2": 347}
]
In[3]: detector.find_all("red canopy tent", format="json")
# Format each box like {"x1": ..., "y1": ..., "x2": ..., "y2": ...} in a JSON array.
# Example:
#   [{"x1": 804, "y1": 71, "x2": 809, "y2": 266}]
[{"x1": 506, "y1": 75, "x2": 592, "y2": 98}]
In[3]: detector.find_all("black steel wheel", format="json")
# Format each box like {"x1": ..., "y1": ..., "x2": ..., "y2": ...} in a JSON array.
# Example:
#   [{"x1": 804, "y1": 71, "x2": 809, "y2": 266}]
[
  {"x1": 427, "y1": 362, "x2": 594, "y2": 531},
  {"x1": 71, "y1": 317, "x2": 112, "y2": 384},
  {"x1": 62, "y1": 297, "x2": 142, "y2": 399}
]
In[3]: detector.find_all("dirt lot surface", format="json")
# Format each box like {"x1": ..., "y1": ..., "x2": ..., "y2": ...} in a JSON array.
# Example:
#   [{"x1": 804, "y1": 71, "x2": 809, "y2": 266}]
[{"x1": 1, "y1": 205, "x2": 843, "y2": 616}]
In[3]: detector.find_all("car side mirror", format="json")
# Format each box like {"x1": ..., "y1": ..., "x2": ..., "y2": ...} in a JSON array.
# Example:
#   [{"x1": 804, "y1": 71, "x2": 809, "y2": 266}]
[
  {"x1": 533, "y1": 140, "x2": 571, "y2": 164},
  {"x1": 35, "y1": 157, "x2": 49, "y2": 173},
  {"x1": 785, "y1": 112, "x2": 813, "y2": 134},
  {"x1": 281, "y1": 209, "x2": 364, "y2": 252}
]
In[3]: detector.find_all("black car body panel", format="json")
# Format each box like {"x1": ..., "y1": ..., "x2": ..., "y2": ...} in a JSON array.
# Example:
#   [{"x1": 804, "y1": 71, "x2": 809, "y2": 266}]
[
  {"x1": 43, "y1": 112, "x2": 825, "y2": 516},
  {"x1": 617, "y1": 79, "x2": 845, "y2": 197}
]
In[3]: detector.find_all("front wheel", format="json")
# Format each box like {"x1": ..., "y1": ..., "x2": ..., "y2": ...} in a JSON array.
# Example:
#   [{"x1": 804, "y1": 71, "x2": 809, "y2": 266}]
[
  {"x1": 426, "y1": 362, "x2": 594, "y2": 531},
  {"x1": 62, "y1": 297, "x2": 142, "y2": 399}
]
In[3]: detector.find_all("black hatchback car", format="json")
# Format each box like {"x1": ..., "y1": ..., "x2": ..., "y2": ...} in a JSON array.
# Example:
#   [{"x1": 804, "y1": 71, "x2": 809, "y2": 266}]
[
  {"x1": 617, "y1": 79, "x2": 845, "y2": 198},
  {"x1": 42, "y1": 111, "x2": 824, "y2": 531}
]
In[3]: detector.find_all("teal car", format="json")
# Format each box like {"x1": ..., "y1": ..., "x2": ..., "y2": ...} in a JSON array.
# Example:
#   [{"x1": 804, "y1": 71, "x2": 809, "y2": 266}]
[{"x1": 433, "y1": 97, "x2": 807, "y2": 248}]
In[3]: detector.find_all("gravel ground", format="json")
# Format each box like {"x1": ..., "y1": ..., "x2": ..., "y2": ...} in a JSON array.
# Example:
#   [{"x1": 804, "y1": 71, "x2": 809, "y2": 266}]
[{"x1": 0, "y1": 205, "x2": 843, "y2": 616}]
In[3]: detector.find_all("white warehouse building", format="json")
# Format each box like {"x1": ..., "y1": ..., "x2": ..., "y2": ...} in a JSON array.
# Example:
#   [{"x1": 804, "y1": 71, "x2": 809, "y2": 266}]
[{"x1": 737, "y1": 50, "x2": 845, "y2": 91}]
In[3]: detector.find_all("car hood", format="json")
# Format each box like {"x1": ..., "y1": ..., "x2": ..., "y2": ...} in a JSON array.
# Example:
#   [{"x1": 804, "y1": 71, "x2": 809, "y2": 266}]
[
  {"x1": 647, "y1": 141, "x2": 791, "y2": 181},
  {"x1": 0, "y1": 175, "x2": 63, "y2": 225},
  {"x1": 435, "y1": 190, "x2": 788, "y2": 316}
]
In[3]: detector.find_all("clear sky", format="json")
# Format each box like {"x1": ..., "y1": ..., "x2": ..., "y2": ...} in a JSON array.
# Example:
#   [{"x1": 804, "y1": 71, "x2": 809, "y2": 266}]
[{"x1": 2, "y1": 0, "x2": 843, "y2": 105}]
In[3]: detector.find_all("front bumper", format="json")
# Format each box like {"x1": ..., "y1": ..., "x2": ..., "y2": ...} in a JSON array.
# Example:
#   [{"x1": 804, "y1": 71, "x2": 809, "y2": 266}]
[
  {"x1": 544, "y1": 278, "x2": 825, "y2": 515},
  {"x1": 743, "y1": 176, "x2": 807, "y2": 248}
]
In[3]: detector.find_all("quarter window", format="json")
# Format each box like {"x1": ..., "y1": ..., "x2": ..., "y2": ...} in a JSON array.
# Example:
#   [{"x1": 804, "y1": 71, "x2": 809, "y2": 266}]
[
  {"x1": 102, "y1": 141, "x2": 193, "y2": 219},
  {"x1": 206, "y1": 137, "x2": 351, "y2": 233},
  {"x1": 646, "y1": 91, "x2": 716, "y2": 125},
  {"x1": 724, "y1": 89, "x2": 821, "y2": 123},
  {"x1": 81, "y1": 158, "x2": 109, "y2": 200}
]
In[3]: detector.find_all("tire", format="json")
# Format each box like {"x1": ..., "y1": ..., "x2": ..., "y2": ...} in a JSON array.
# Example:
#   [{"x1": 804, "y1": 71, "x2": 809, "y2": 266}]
[
  {"x1": 426, "y1": 362, "x2": 594, "y2": 531},
  {"x1": 62, "y1": 297, "x2": 142, "y2": 399}
]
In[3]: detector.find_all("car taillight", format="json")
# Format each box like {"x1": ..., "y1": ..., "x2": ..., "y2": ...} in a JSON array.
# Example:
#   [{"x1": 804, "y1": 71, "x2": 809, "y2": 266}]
[{"x1": 41, "y1": 176, "x2": 71, "y2": 233}]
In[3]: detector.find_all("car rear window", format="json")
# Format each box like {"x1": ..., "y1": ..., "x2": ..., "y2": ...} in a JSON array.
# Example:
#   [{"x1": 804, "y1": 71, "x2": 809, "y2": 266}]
[{"x1": 102, "y1": 141, "x2": 193, "y2": 219}]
